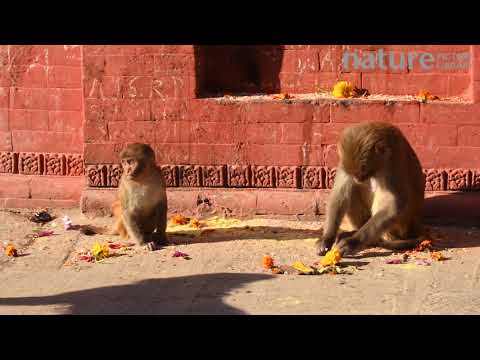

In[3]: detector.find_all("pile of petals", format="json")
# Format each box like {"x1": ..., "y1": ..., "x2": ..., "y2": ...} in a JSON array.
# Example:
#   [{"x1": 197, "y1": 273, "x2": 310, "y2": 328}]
[
  {"x1": 332, "y1": 81, "x2": 370, "y2": 99},
  {"x1": 172, "y1": 250, "x2": 191, "y2": 260},
  {"x1": 385, "y1": 238, "x2": 448, "y2": 266},
  {"x1": 416, "y1": 90, "x2": 439, "y2": 102},
  {"x1": 262, "y1": 253, "x2": 350, "y2": 276},
  {"x1": 33, "y1": 229, "x2": 54, "y2": 238},
  {"x1": 4, "y1": 243, "x2": 18, "y2": 257}
]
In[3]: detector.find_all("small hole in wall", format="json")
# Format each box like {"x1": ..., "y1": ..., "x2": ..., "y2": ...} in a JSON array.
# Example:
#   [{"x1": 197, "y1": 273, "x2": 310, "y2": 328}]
[{"x1": 194, "y1": 45, "x2": 284, "y2": 98}]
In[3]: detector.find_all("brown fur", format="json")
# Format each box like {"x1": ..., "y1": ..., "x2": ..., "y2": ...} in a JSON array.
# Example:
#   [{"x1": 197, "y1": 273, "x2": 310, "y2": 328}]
[
  {"x1": 111, "y1": 200, "x2": 128, "y2": 239},
  {"x1": 111, "y1": 143, "x2": 168, "y2": 251},
  {"x1": 315, "y1": 122, "x2": 426, "y2": 256}
]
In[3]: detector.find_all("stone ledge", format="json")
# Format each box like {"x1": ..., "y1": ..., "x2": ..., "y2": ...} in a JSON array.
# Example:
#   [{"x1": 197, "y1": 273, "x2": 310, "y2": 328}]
[{"x1": 80, "y1": 188, "x2": 480, "y2": 226}]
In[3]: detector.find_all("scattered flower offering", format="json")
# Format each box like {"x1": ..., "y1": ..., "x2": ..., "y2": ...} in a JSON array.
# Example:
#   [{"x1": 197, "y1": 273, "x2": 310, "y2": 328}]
[
  {"x1": 385, "y1": 258, "x2": 405, "y2": 264},
  {"x1": 172, "y1": 251, "x2": 190, "y2": 259},
  {"x1": 416, "y1": 90, "x2": 439, "y2": 102},
  {"x1": 321, "y1": 247, "x2": 342, "y2": 266},
  {"x1": 263, "y1": 255, "x2": 274, "y2": 269},
  {"x1": 332, "y1": 81, "x2": 354, "y2": 98},
  {"x1": 108, "y1": 243, "x2": 123, "y2": 250},
  {"x1": 291, "y1": 261, "x2": 315, "y2": 275},
  {"x1": 171, "y1": 214, "x2": 190, "y2": 225},
  {"x1": 4, "y1": 244, "x2": 18, "y2": 257},
  {"x1": 416, "y1": 239, "x2": 433, "y2": 252},
  {"x1": 317, "y1": 265, "x2": 343, "y2": 275},
  {"x1": 431, "y1": 251, "x2": 446, "y2": 261},
  {"x1": 34, "y1": 230, "x2": 54, "y2": 238},
  {"x1": 190, "y1": 219, "x2": 206, "y2": 229},
  {"x1": 91, "y1": 242, "x2": 110, "y2": 261},
  {"x1": 78, "y1": 254, "x2": 94, "y2": 262},
  {"x1": 415, "y1": 259, "x2": 431, "y2": 266}
]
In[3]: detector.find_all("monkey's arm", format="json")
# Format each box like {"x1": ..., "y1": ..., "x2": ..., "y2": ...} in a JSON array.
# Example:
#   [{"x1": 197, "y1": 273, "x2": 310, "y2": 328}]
[
  {"x1": 122, "y1": 211, "x2": 147, "y2": 245},
  {"x1": 336, "y1": 192, "x2": 403, "y2": 255},
  {"x1": 315, "y1": 169, "x2": 352, "y2": 255}
]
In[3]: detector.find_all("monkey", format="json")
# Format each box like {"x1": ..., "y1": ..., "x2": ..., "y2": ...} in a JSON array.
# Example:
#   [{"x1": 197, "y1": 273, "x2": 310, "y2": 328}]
[
  {"x1": 111, "y1": 200, "x2": 128, "y2": 239},
  {"x1": 110, "y1": 143, "x2": 168, "y2": 251},
  {"x1": 315, "y1": 121, "x2": 426, "y2": 257}
]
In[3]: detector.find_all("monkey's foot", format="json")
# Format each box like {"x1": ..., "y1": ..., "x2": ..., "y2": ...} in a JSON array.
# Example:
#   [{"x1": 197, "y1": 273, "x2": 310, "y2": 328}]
[
  {"x1": 150, "y1": 233, "x2": 168, "y2": 245},
  {"x1": 144, "y1": 242, "x2": 160, "y2": 251}
]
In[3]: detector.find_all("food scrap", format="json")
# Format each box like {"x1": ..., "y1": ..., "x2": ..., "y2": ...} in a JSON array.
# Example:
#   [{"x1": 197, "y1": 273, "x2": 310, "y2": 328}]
[
  {"x1": 416, "y1": 90, "x2": 439, "y2": 102},
  {"x1": 62, "y1": 215, "x2": 74, "y2": 230},
  {"x1": 33, "y1": 230, "x2": 54, "y2": 238},
  {"x1": 263, "y1": 255, "x2": 274, "y2": 270},
  {"x1": 78, "y1": 254, "x2": 94, "y2": 262},
  {"x1": 4, "y1": 244, "x2": 18, "y2": 257},
  {"x1": 190, "y1": 218, "x2": 206, "y2": 229},
  {"x1": 416, "y1": 239, "x2": 433, "y2": 252},
  {"x1": 415, "y1": 259, "x2": 431, "y2": 266},
  {"x1": 91, "y1": 242, "x2": 110, "y2": 261},
  {"x1": 172, "y1": 250, "x2": 190, "y2": 259},
  {"x1": 30, "y1": 211, "x2": 53, "y2": 224},
  {"x1": 321, "y1": 247, "x2": 342, "y2": 267},
  {"x1": 271, "y1": 267, "x2": 285, "y2": 275},
  {"x1": 352, "y1": 86, "x2": 370, "y2": 97},
  {"x1": 385, "y1": 258, "x2": 405, "y2": 264},
  {"x1": 272, "y1": 93, "x2": 294, "y2": 100},
  {"x1": 385, "y1": 253, "x2": 409, "y2": 264},
  {"x1": 291, "y1": 261, "x2": 315, "y2": 275},
  {"x1": 431, "y1": 251, "x2": 447, "y2": 261},
  {"x1": 332, "y1": 81, "x2": 354, "y2": 99},
  {"x1": 171, "y1": 214, "x2": 190, "y2": 225},
  {"x1": 108, "y1": 243, "x2": 123, "y2": 250},
  {"x1": 317, "y1": 265, "x2": 343, "y2": 275}
]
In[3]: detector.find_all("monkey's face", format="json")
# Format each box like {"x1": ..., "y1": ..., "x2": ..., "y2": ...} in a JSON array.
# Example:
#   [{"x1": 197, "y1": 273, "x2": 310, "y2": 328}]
[
  {"x1": 340, "y1": 145, "x2": 380, "y2": 183},
  {"x1": 119, "y1": 143, "x2": 155, "y2": 180},
  {"x1": 121, "y1": 157, "x2": 144, "y2": 179}
]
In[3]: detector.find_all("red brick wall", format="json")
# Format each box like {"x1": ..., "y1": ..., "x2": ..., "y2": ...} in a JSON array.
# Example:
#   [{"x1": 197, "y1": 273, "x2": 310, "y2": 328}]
[
  {"x1": 2, "y1": 45, "x2": 480, "y2": 209},
  {"x1": 279, "y1": 45, "x2": 470, "y2": 97},
  {"x1": 1, "y1": 45, "x2": 84, "y2": 153},
  {"x1": 0, "y1": 45, "x2": 84, "y2": 207}
]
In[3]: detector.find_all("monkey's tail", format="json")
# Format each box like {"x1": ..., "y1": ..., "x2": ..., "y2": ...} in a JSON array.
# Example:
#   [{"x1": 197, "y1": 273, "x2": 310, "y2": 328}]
[{"x1": 377, "y1": 231, "x2": 430, "y2": 251}]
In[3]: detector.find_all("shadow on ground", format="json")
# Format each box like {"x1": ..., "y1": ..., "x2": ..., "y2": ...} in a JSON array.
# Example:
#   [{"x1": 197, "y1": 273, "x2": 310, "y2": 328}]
[
  {"x1": 0, "y1": 273, "x2": 272, "y2": 315},
  {"x1": 167, "y1": 226, "x2": 320, "y2": 245}
]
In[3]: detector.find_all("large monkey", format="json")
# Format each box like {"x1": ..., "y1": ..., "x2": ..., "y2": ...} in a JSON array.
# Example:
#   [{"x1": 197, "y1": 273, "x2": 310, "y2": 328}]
[
  {"x1": 110, "y1": 143, "x2": 168, "y2": 251},
  {"x1": 315, "y1": 122, "x2": 426, "y2": 257}
]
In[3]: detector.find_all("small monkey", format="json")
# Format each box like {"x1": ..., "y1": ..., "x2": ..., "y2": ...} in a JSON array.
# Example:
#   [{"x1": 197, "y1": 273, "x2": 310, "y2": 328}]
[
  {"x1": 316, "y1": 122, "x2": 426, "y2": 257},
  {"x1": 110, "y1": 143, "x2": 168, "y2": 251}
]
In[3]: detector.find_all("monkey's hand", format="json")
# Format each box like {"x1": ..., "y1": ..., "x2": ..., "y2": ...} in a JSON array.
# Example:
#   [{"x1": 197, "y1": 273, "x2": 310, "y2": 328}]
[
  {"x1": 335, "y1": 235, "x2": 363, "y2": 256},
  {"x1": 315, "y1": 235, "x2": 336, "y2": 256}
]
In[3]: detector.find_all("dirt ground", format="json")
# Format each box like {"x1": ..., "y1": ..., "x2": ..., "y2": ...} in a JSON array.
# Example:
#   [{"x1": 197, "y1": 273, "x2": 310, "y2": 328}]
[{"x1": 0, "y1": 208, "x2": 479, "y2": 315}]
